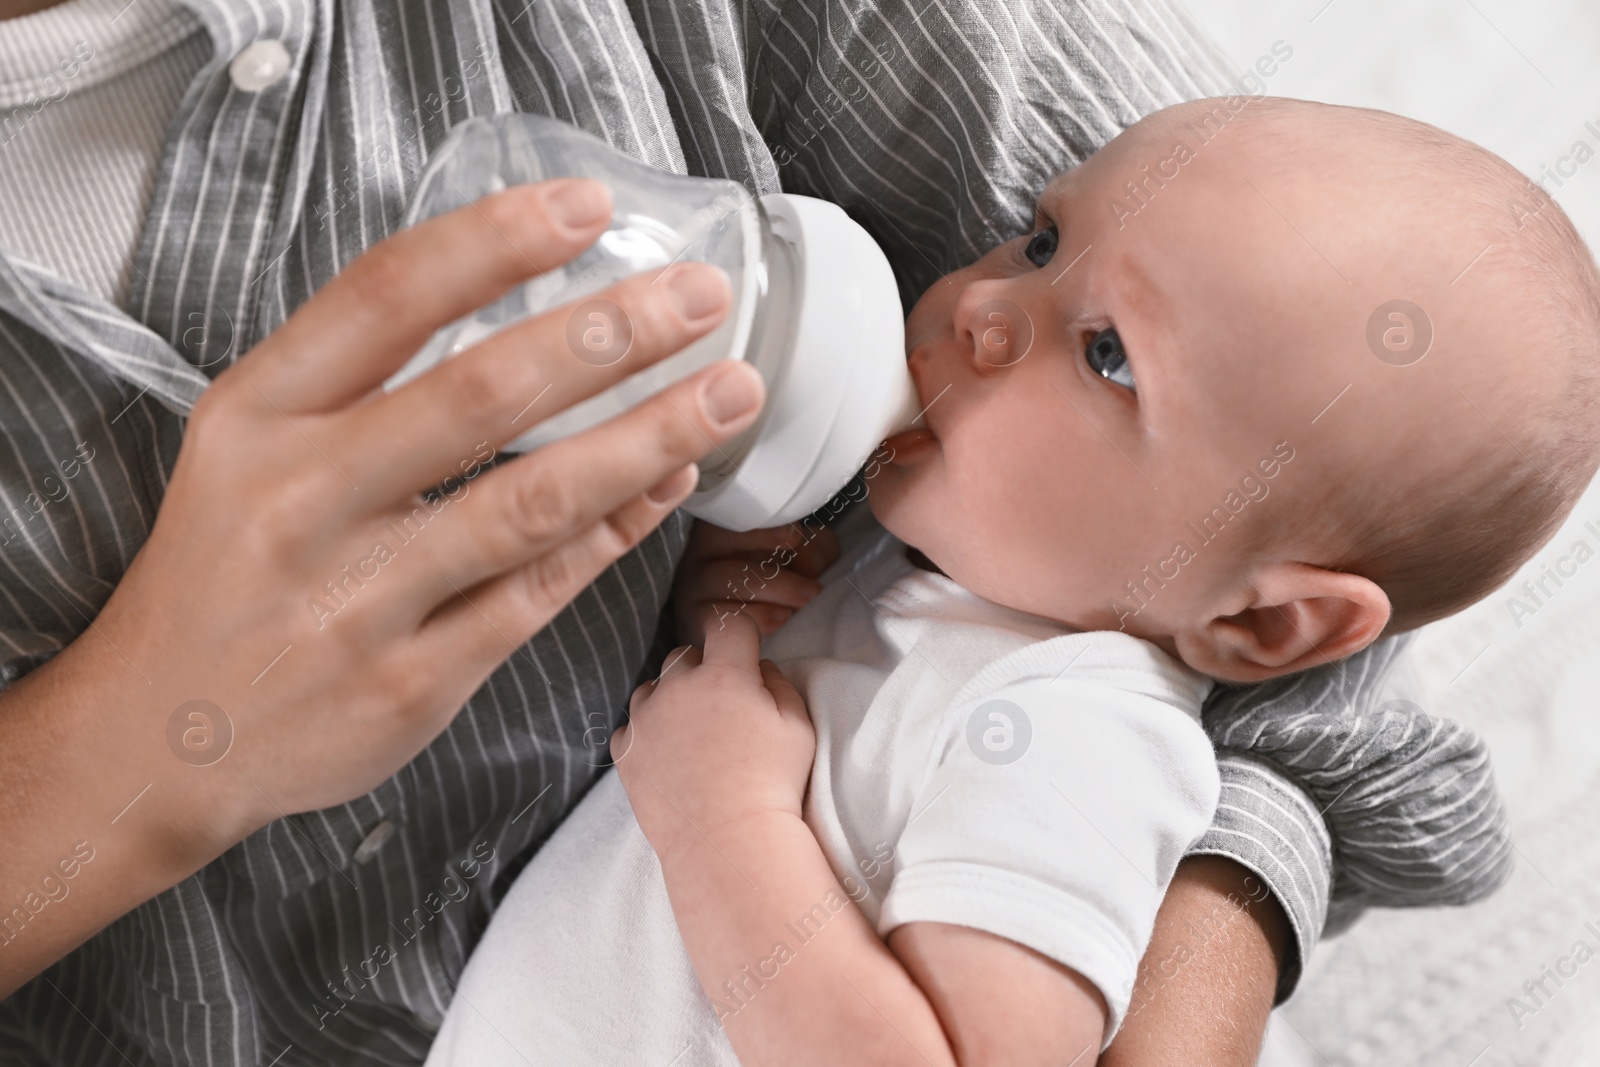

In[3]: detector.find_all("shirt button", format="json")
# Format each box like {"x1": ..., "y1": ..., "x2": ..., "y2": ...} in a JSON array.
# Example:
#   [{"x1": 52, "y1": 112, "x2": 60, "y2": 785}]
[
  {"x1": 229, "y1": 40, "x2": 292, "y2": 92},
  {"x1": 352, "y1": 819, "x2": 397, "y2": 864}
]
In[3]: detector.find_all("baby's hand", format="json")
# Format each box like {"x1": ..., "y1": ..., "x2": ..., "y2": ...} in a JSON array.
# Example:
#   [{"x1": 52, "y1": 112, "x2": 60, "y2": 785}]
[
  {"x1": 612, "y1": 613, "x2": 815, "y2": 860},
  {"x1": 672, "y1": 519, "x2": 840, "y2": 645}
]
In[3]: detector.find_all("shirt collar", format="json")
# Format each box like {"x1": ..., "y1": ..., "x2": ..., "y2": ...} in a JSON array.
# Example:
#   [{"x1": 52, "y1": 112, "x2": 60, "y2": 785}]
[{"x1": 0, "y1": 0, "x2": 201, "y2": 108}]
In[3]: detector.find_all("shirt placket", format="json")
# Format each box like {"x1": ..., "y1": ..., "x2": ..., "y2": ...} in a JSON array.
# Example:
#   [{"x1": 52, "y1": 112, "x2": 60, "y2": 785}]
[{"x1": 125, "y1": 0, "x2": 323, "y2": 387}]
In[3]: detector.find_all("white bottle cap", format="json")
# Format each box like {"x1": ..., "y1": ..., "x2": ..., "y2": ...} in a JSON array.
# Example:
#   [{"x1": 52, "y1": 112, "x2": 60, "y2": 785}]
[{"x1": 685, "y1": 193, "x2": 922, "y2": 531}]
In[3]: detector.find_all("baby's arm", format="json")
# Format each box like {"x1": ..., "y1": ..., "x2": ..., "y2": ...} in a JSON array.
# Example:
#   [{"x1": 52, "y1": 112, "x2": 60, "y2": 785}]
[
  {"x1": 889, "y1": 922, "x2": 1107, "y2": 1064},
  {"x1": 612, "y1": 616, "x2": 1105, "y2": 1066}
]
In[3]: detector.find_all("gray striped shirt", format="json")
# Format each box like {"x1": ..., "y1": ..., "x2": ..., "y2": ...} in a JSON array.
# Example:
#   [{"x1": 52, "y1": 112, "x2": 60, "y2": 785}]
[{"x1": 0, "y1": 0, "x2": 1510, "y2": 1062}]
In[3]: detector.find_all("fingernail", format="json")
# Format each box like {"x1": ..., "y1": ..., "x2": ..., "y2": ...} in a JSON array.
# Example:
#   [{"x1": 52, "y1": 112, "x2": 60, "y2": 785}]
[
  {"x1": 664, "y1": 264, "x2": 728, "y2": 322},
  {"x1": 700, "y1": 363, "x2": 764, "y2": 427},
  {"x1": 545, "y1": 179, "x2": 611, "y2": 233},
  {"x1": 646, "y1": 464, "x2": 698, "y2": 505}
]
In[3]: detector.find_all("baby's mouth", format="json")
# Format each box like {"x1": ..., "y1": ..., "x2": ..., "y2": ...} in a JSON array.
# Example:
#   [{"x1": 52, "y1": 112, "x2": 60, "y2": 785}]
[{"x1": 880, "y1": 427, "x2": 937, "y2": 464}]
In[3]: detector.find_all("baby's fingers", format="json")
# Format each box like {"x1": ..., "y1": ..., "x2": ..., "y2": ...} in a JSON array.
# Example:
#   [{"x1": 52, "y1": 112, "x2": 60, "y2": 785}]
[
  {"x1": 627, "y1": 645, "x2": 698, "y2": 710},
  {"x1": 608, "y1": 720, "x2": 634, "y2": 765},
  {"x1": 787, "y1": 525, "x2": 840, "y2": 579},
  {"x1": 701, "y1": 600, "x2": 793, "y2": 637},
  {"x1": 700, "y1": 610, "x2": 763, "y2": 670},
  {"x1": 690, "y1": 558, "x2": 823, "y2": 611},
  {"x1": 688, "y1": 521, "x2": 839, "y2": 578},
  {"x1": 657, "y1": 644, "x2": 701, "y2": 681},
  {"x1": 758, "y1": 659, "x2": 808, "y2": 722}
]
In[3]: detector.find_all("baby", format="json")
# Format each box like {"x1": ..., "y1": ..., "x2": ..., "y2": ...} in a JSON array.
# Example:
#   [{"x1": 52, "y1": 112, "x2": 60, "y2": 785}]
[{"x1": 424, "y1": 98, "x2": 1600, "y2": 1064}]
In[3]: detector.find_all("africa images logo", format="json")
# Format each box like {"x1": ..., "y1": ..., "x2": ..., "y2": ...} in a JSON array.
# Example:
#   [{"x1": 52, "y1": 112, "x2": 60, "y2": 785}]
[{"x1": 966, "y1": 699, "x2": 1032, "y2": 765}]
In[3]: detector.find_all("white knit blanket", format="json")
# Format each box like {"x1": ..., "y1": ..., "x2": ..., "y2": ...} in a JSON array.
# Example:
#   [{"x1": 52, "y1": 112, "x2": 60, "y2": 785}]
[{"x1": 1262, "y1": 471, "x2": 1600, "y2": 1067}]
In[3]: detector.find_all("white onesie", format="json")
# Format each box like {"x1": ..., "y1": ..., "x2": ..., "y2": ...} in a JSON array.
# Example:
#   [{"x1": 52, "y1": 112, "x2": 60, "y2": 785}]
[{"x1": 424, "y1": 510, "x2": 1220, "y2": 1065}]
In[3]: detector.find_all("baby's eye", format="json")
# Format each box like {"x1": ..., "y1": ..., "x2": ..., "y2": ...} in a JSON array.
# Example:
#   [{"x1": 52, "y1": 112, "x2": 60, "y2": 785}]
[
  {"x1": 1023, "y1": 225, "x2": 1058, "y2": 268},
  {"x1": 1086, "y1": 327, "x2": 1136, "y2": 391}
]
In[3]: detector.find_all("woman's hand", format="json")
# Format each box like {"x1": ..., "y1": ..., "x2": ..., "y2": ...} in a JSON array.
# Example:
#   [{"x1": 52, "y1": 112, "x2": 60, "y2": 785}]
[
  {"x1": 612, "y1": 613, "x2": 815, "y2": 859},
  {"x1": 0, "y1": 178, "x2": 765, "y2": 995},
  {"x1": 672, "y1": 520, "x2": 840, "y2": 645},
  {"x1": 118, "y1": 178, "x2": 764, "y2": 838}
]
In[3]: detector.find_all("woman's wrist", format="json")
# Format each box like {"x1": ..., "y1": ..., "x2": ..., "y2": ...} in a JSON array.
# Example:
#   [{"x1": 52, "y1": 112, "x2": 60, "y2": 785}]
[
  {"x1": 0, "y1": 629, "x2": 262, "y2": 994},
  {"x1": 1102, "y1": 856, "x2": 1286, "y2": 1066},
  {"x1": 31, "y1": 623, "x2": 260, "y2": 880}
]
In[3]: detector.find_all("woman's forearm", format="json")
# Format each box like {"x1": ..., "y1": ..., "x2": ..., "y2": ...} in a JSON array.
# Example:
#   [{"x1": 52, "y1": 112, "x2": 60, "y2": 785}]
[
  {"x1": 0, "y1": 629, "x2": 247, "y2": 996},
  {"x1": 1101, "y1": 856, "x2": 1289, "y2": 1067},
  {"x1": 654, "y1": 810, "x2": 954, "y2": 1067}
]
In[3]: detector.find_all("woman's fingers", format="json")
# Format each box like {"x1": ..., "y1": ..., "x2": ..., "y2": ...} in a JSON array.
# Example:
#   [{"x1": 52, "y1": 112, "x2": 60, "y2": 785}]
[
  {"x1": 335, "y1": 259, "x2": 732, "y2": 500},
  {"x1": 401, "y1": 358, "x2": 764, "y2": 604},
  {"x1": 416, "y1": 473, "x2": 700, "y2": 674},
  {"x1": 236, "y1": 181, "x2": 615, "y2": 413}
]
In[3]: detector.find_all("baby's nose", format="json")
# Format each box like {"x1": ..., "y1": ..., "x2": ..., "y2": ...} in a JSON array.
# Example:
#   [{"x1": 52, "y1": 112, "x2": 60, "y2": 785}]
[{"x1": 955, "y1": 281, "x2": 1035, "y2": 370}]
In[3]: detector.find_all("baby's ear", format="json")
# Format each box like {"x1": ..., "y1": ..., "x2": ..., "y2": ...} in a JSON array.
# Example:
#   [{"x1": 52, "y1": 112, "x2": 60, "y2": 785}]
[{"x1": 1173, "y1": 562, "x2": 1390, "y2": 683}]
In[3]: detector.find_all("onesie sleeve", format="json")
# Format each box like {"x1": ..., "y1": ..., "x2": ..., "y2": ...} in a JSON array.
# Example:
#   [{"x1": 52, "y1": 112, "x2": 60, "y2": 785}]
[
  {"x1": 1196, "y1": 633, "x2": 1514, "y2": 1002},
  {"x1": 878, "y1": 654, "x2": 1219, "y2": 1045}
]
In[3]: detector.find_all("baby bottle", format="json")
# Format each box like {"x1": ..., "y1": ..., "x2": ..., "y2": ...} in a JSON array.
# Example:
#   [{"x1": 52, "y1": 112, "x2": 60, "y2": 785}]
[{"x1": 383, "y1": 113, "x2": 923, "y2": 531}]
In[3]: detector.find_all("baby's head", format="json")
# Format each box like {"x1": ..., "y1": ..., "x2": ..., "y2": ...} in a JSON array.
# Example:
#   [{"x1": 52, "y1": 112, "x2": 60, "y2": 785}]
[{"x1": 870, "y1": 97, "x2": 1600, "y2": 682}]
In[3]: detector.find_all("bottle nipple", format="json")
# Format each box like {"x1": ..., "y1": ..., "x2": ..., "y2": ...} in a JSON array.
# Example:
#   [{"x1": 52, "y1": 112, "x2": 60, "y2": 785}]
[{"x1": 683, "y1": 193, "x2": 916, "y2": 530}]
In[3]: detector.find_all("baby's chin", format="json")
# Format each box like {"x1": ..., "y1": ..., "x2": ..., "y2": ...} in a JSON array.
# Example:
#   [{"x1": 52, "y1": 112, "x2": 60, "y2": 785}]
[
  {"x1": 864, "y1": 487, "x2": 905, "y2": 538},
  {"x1": 865, "y1": 482, "x2": 929, "y2": 553}
]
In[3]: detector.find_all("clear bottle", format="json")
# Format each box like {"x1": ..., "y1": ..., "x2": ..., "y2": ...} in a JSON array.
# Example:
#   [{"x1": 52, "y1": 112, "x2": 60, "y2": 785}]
[{"x1": 383, "y1": 113, "x2": 921, "y2": 531}]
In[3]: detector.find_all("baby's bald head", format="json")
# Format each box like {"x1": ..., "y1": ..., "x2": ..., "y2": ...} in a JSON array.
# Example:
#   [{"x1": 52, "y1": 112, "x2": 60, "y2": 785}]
[{"x1": 1171, "y1": 97, "x2": 1600, "y2": 634}]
